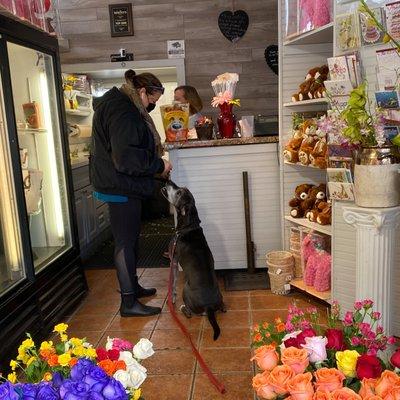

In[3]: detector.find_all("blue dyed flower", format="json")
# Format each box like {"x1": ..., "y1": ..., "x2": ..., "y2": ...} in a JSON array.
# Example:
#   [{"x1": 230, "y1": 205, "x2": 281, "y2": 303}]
[
  {"x1": 102, "y1": 379, "x2": 127, "y2": 400},
  {"x1": 52, "y1": 372, "x2": 64, "y2": 388},
  {"x1": 0, "y1": 381, "x2": 19, "y2": 400},
  {"x1": 70, "y1": 358, "x2": 96, "y2": 381},
  {"x1": 36, "y1": 382, "x2": 60, "y2": 400},
  {"x1": 82, "y1": 365, "x2": 109, "y2": 393},
  {"x1": 87, "y1": 393, "x2": 104, "y2": 400},
  {"x1": 60, "y1": 380, "x2": 91, "y2": 400},
  {"x1": 15, "y1": 383, "x2": 37, "y2": 400}
]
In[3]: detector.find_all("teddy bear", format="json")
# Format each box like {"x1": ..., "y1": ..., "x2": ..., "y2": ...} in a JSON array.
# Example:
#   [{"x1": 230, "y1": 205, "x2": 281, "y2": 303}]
[
  {"x1": 288, "y1": 184, "x2": 314, "y2": 218},
  {"x1": 291, "y1": 78, "x2": 314, "y2": 102},
  {"x1": 306, "y1": 184, "x2": 327, "y2": 222},
  {"x1": 316, "y1": 202, "x2": 332, "y2": 225},
  {"x1": 307, "y1": 65, "x2": 329, "y2": 99},
  {"x1": 283, "y1": 136, "x2": 303, "y2": 163},
  {"x1": 309, "y1": 138, "x2": 327, "y2": 169},
  {"x1": 298, "y1": 136, "x2": 318, "y2": 165}
]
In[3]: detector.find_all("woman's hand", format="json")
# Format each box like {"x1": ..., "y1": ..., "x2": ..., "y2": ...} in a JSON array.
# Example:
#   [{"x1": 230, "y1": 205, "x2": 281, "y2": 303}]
[{"x1": 161, "y1": 159, "x2": 173, "y2": 179}]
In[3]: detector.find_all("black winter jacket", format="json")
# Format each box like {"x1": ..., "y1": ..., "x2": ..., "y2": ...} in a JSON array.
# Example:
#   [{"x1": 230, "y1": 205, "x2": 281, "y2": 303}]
[{"x1": 90, "y1": 87, "x2": 164, "y2": 198}]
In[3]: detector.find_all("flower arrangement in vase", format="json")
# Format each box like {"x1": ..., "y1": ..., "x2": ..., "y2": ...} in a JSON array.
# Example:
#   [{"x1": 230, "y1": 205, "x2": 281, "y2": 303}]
[
  {"x1": 0, "y1": 323, "x2": 153, "y2": 399},
  {"x1": 251, "y1": 300, "x2": 400, "y2": 400},
  {"x1": 211, "y1": 72, "x2": 241, "y2": 138}
]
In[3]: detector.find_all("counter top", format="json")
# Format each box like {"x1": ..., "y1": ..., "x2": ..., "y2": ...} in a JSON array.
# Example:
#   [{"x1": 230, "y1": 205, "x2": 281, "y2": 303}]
[{"x1": 164, "y1": 135, "x2": 279, "y2": 150}]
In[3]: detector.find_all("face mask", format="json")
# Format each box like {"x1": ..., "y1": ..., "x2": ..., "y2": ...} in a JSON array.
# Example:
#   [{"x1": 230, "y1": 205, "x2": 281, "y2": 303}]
[{"x1": 146, "y1": 103, "x2": 156, "y2": 113}]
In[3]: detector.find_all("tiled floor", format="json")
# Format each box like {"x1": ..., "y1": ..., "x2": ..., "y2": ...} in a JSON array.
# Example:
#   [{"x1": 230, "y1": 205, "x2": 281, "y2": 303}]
[{"x1": 65, "y1": 268, "x2": 328, "y2": 400}]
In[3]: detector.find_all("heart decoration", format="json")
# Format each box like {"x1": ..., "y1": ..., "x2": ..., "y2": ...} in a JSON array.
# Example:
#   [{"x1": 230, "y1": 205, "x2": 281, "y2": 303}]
[
  {"x1": 218, "y1": 10, "x2": 249, "y2": 43},
  {"x1": 265, "y1": 45, "x2": 278, "y2": 75}
]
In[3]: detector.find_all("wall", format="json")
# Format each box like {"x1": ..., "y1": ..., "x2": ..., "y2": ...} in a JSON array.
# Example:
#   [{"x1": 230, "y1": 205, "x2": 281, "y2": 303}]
[{"x1": 57, "y1": 0, "x2": 278, "y2": 118}]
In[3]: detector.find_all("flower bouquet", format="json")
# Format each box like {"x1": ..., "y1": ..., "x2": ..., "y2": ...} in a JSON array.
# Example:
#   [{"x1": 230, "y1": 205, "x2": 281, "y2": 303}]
[
  {"x1": 251, "y1": 300, "x2": 400, "y2": 400},
  {"x1": 211, "y1": 72, "x2": 240, "y2": 139},
  {"x1": 1, "y1": 323, "x2": 154, "y2": 399}
]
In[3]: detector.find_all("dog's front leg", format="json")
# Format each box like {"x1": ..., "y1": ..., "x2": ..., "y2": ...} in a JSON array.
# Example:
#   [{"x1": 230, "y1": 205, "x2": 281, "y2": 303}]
[{"x1": 172, "y1": 262, "x2": 179, "y2": 304}]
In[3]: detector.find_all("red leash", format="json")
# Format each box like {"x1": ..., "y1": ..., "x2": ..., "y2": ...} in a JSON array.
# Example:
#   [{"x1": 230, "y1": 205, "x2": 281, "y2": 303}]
[{"x1": 167, "y1": 237, "x2": 226, "y2": 395}]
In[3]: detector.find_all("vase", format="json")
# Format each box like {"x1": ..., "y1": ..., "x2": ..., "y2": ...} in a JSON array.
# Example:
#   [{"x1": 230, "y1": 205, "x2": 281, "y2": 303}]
[
  {"x1": 353, "y1": 145, "x2": 400, "y2": 208},
  {"x1": 217, "y1": 102, "x2": 236, "y2": 139}
]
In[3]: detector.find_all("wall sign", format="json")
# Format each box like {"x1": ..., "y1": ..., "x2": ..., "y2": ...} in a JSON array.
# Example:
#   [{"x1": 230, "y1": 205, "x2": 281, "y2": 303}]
[
  {"x1": 109, "y1": 3, "x2": 134, "y2": 37},
  {"x1": 265, "y1": 45, "x2": 278, "y2": 75},
  {"x1": 167, "y1": 40, "x2": 185, "y2": 59},
  {"x1": 218, "y1": 10, "x2": 249, "y2": 43}
]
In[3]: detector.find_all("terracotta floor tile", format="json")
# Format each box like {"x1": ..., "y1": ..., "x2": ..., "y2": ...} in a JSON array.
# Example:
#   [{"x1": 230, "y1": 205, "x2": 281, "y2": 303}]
[
  {"x1": 67, "y1": 313, "x2": 115, "y2": 332},
  {"x1": 223, "y1": 296, "x2": 250, "y2": 311},
  {"x1": 109, "y1": 314, "x2": 159, "y2": 331},
  {"x1": 196, "y1": 348, "x2": 252, "y2": 373},
  {"x1": 141, "y1": 268, "x2": 170, "y2": 278},
  {"x1": 250, "y1": 294, "x2": 303, "y2": 310},
  {"x1": 142, "y1": 349, "x2": 196, "y2": 375},
  {"x1": 155, "y1": 312, "x2": 204, "y2": 330},
  {"x1": 73, "y1": 299, "x2": 120, "y2": 316},
  {"x1": 140, "y1": 297, "x2": 166, "y2": 308},
  {"x1": 215, "y1": 310, "x2": 250, "y2": 328},
  {"x1": 150, "y1": 329, "x2": 200, "y2": 350},
  {"x1": 250, "y1": 289, "x2": 274, "y2": 296},
  {"x1": 141, "y1": 374, "x2": 193, "y2": 400},
  {"x1": 201, "y1": 327, "x2": 251, "y2": 348},
  {"x1": 192, "y1": 372, "x2": 254, "y2": 400},
  {"x1": 221, "y1": 290, "x2": 250, "y2": 297},
  {"x1": 251, "y1": 309, "x2": 288, "y2": 326},
  {"x1": 98, "y1": 329, "x2": 152, "y2": 347},
  {"x1": 140, "y1": 277, "x2": 169, "y2": 288}
]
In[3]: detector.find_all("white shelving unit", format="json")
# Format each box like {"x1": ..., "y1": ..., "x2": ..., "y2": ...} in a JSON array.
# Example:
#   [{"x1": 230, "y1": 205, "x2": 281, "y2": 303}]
[
  {"x1": 283, "y1": 22, "x2": 334, "y2": 46},
  {"x1": 283, "y1": 98, "x2": 329, "y2": 108},
  {"x1": 284, "y1": 216, "x2": 332, "y2": 236}
]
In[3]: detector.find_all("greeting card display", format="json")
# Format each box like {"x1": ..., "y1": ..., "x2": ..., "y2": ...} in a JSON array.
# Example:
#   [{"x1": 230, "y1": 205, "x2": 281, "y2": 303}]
[
  {"x1": 375, "y1": 91, "x2": 400, "y2": 109},
  {"x1": 327, "y1": 56, "x2": 350, "y2": 81},
  {"x1": 324, "y1": 79, "x2": 353, "y2": 96},
  {"x1": 385, "y1": 1, "x2": 400, "y2": 40},
  {"x1": 376, "y1": 48, "x2": 400, "y2": 91},
  {"x1": 330, "y1": 95, "x2": 350, "y2": 111},
  {"x1": 336, "y1": 13, "x2": 360, "y2": 52},
  {"x1": 359, "y1": 7, "x2": 385, "y2": 46}
]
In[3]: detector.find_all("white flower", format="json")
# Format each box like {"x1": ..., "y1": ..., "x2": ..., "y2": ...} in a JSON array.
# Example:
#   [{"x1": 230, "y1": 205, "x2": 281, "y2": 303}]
[
  {"x1": 128, "y1": 363, "x2": 147, "y2": 389},
  {"x1": 302, "y1": 336, "x2": 328, "y2": 363},
  {"x1": 133, "y1": 338, "x2": 155, "y2": 360},
  {"x1": 279, "y1": 330, "x2": 302, "y2": 351},
  {"x1": 105, "y1": 336, "x2": 114, "y2": 351},
  {"x1": 113, "y1": 369, "x2": 132, "y2": 389},
  {"x1": 119, "y1": 351, "x2": 147, "y2": 373}
]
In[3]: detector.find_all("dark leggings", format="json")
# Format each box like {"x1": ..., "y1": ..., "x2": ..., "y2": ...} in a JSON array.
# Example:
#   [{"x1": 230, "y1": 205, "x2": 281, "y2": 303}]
[{"x1": 108, "y1": 198, "x2": 142, "y2": 294}]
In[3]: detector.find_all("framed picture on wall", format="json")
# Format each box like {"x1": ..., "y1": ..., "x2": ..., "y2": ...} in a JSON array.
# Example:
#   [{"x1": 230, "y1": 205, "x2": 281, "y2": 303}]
[{"x1": 109, "y1": 3, "x2": 134, "y2": 37}]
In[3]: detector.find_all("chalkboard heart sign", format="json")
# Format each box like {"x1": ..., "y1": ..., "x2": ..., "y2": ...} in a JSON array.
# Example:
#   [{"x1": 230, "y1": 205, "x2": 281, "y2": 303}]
[
  {"x1": 265, "y1": 45, "x2": 278, "y2": 75},
  {"x1": 218, "y1": 10, "x2": 249, "y2": 43}
]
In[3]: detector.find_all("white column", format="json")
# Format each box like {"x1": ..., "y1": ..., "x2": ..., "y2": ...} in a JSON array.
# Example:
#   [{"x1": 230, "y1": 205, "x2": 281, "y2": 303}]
[{"x1": 343, "y1": 206, "x2": 400, "y2": 334}]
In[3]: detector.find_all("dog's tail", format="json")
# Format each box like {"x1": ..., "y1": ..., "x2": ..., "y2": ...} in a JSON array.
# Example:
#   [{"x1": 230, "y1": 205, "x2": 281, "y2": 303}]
[{"x1": 206, "y1": 308, "x2": 220, "y2": 341}]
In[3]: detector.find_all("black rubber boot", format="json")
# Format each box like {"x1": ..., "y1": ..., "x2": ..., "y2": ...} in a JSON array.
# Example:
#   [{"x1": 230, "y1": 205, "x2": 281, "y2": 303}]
[
  {"x1": 135, "y1": 277, "x2": 157, "y2": 298},
  {"x1": 120, "y1": 292, "x2": 161, "y2": 317}
]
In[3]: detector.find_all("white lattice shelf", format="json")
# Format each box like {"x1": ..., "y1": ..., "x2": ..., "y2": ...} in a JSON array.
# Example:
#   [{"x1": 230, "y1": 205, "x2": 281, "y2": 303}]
[
  {"x1": 283, "y1": 98, "x2": 329, "y2": 108},
  {"x1": 284, "y1": 161, "x2": 326, "y2": 170},
  {"x1": 283, "y1": 22, "x2": 334, "y2": 46},
  {"x1": 290, "y1": 278, "x2": 331, "y2": 302},
  {"x1": 284, "y1": 215, "x2": 332, "y2": 236}
]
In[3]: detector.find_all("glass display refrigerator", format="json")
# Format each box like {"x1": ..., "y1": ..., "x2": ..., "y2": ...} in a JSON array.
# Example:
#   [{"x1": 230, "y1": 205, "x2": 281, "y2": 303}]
[{"x1": 0, "y1": 14, "x2": 87, "y2": 368}]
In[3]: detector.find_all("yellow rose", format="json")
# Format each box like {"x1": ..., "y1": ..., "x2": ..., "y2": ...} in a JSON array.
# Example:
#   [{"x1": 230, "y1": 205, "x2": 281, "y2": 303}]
[
  {"x1": 85, "y1": 348, "x2": 97, "y2": 359},
  {"x1": 53, "y1": 323, "x2": 68, "y2": 334},
  {"x1": 27, "y1": 356, "x2": 36, "y2": 367},
  {"x1": 58, "y1": 353, "x2": 72, "y2": 367},
  {"x1": 69, "y1": 338, "x2": 83, "y2": 347},
  {"x1": 73, "y1": 346, "x2": 85, "y2": 357},
  {"x1": 336, "y1": 350, "x2": 360, "y2": 378},
  {"x1": 8, "y1": 372, "x2": 17, "y2": 384},
  {"x1": 133, "y1": 388, "x2": 141, "y2": 400},
  {"x1": 43, "y1": 372, "x2": 53, "y2": 382},
  {"x1": 21, "y1": 338, "x2": 35, "y2": 349},
  {"x1": 40, "y1": 341, "x2": 54, "y2": 351},
  {"x1": 9, "y1": 360, "x2": 18, "y2": 371}
]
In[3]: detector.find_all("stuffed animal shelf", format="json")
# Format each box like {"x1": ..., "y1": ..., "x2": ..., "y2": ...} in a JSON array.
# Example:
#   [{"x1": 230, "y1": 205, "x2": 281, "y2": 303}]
[
  {"x1": 291, "y1": 65, "x2": 329, "y2": 103},
  {"x1": 288, "y1": 183, "x2": 314, "y2": 218}
]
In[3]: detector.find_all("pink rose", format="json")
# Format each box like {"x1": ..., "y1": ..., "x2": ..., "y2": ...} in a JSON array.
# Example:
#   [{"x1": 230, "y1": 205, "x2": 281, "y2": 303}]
[
  {"x1": 251, "y1": 345, "x2": 279, "y2": 371},
  {"x1": 302, "y1": 336, "x2": 327, "y2": 363}
]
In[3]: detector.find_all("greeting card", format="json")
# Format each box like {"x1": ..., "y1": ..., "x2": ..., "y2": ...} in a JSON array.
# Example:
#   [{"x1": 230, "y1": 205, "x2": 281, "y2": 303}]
[
  {"x1": 346, "y1": 52, "x2": 362, "y2": 87},
  {"x1": 375, "y1": 90, "x2": 400, "y2": 109},
  {"x1": 328, "y1": 182, "x2": 355, "y2": 201},
  {"x1": 325, "y1": 80, "x2": 353, "y2": 96},
  {"x1": 328, "y1": 56, "x2": 350, "y2": 81},
  {"x1": 377, "y1": 70, "x2": 398, "y2": 91},
  {"x1": 336, "y1": 13, "x2": 360, "y2": 52},
  {"x1": 385, "y1": 1, "x2": 400, "y2": 40},
  {"x1": 330, "y1": 95, "x2": 350, "y2": 111},
  {"x1": 359, "y1": 7, "x2": 385, "y2": 46}
]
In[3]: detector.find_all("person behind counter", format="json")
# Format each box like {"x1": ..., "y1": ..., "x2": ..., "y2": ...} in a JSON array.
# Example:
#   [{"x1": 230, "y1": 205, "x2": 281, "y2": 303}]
[
  {"x1": 174, "y1": 85, "x2": 203, "y2": 129},
  {"x1": 90, "y1": 69, "x2": 172, "y2": 317}
]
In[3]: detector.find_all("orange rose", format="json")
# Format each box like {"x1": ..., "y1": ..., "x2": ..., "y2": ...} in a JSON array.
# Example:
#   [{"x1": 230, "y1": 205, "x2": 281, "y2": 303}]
[
  {"x1": 47, "y1": 354, "x2": 59, "y2": 367},
  {"x1": 252, "y1": 371, "x2": 276, "y2": 400},
  {"x1": 269, "y1": 364, "x2": 296, "y2": 395},
  {"x1": 69, "y1": 358, "x2": 78, "y2": 367},
  {"x1": 287, "y1": 372, "x2": 314, "y2": 400},
  {"x1": 382, "y1": 384, "x2": 400, "y2": 400},
  {"x1": 375, "y1": 371, "x2": 400, "y2": 397},
  {"x1": 281, "y1": 347, "x2": 309, "y2": 374},
  {"x1": 365, "y1": 396, "x2": 383, "y2": 400},
  {"x1": 251, "y1": 345, "x2": 279, "y2": 371},
  {"x1": 98, "y1": 359, "x2": 115, "y2": 376},
  {"x1": 114, "y1": 360, "x2": 127, "y2": 371},
  {"x1": 254, "y1": 333, "x2": 263, "y2": 343},
  {"x1": 277, "y1": 323, "x2": 286, "y2": 333},
  {"x1": 315, "y1": 368, "x2": 345, "y2": 392},
  {"x1": 331, "y1": 387, "x2": 362, "y2": 400},
  {"x1": 360, "y1": 378, "x2": 378, "y2": 399},
  {"x1": 314, "y1": 391, "x2": 332, "y2": 400},
  {"x1": 40, "y1": 349, "x2": 55, "y2": 360}
]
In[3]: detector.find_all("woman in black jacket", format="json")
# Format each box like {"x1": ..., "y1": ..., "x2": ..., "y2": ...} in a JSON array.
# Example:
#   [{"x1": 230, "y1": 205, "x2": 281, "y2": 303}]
[{"x1": 90, "y1": 70, "x2": 172, "y2": 317}]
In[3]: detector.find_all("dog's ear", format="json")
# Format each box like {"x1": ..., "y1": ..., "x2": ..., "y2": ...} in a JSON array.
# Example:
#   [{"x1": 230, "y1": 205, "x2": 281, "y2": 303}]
[{"x1": 178, "y1": 205, "x2": 186, "y2": 216}]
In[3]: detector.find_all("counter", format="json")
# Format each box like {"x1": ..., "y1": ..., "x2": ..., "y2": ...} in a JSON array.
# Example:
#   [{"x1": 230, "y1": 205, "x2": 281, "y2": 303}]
[
  {"x1": 168, "y1": 140, "x2": 281, "y2": 270},
  {"x1": 164, "y1": 135, "x2": 278, "y2": 150}
]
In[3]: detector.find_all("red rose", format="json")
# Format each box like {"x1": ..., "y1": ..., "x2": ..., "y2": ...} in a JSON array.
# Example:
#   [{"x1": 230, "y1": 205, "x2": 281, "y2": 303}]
[
  {"x1": 297, "y1": 328, "x2": 316, "y2": 346},
  {"x1": 284, "y1": 337, "x2": 300, "y2": 348},
  {"x1": 390, "y1": 349, "x2": 400, "y2": 368},
  {"x1": 107, "y1": 349, "x2": 120, "y2": 361},
  {"x1": 96, "y1": 347, "x2": 108, "y2": 361},
  {"x1": 326, "y1": 328, "x2": 346, "y2": 351},
  {"x1": 356, "y1": 354, "x2": 383, "y2": 379}
]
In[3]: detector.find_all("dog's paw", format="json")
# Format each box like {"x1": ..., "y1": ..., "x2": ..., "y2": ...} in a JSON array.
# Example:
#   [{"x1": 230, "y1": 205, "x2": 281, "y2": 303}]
[
  {"x1": 179, "y1": 305, "x2": 192, "y2": 318},
  {"x1": 220, "y1": 302, "x2": 227, "y2": 313}
]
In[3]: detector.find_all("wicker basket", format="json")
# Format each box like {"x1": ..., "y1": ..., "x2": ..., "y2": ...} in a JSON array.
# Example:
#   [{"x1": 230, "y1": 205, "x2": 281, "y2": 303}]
[
  {"x1": 268, "y1": 271, "x2": 293, "y2": 295},
  {"x1": 266, "y1": 250, "x2": 294, "y2": 266},
  {"x1": 267, "y1": 261, "x2": 294, "y2": 275},
  {"x1": 290, "y1": 238, "x2": 301, "y2": 252},
  {"x1": 292, "y1": 252, "x2": 302, "y2": 278}
]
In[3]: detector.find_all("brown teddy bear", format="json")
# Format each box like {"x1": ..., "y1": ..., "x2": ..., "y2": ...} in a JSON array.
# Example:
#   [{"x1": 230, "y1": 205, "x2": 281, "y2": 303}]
[
  {"x1": 291, "y1": 78, "x2": 314, "y2": 102},
  {"x1": 291, "y1": 65, "x2": 329, "y2": 102},
  {"x1": 283, "y1": 136, "x2": 303, "y2": 163},
  {"x1": 316, "y1": 202, "x2": 332, "y2": 225},
  {"x1": 310, "y1": 139, "x2": 327, "y2": 169},
  {"x1": 289, "y1": 184, "x2": 314, "y2": 218},
  {"x1": 306, "y1": 184, "x2": 327, "y2": 222},
  {"x1": 298, "y1": 136, "x2": 318, "y2": 165}
]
